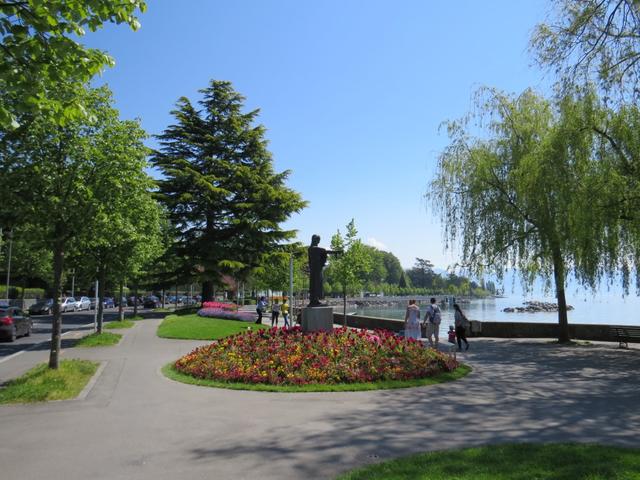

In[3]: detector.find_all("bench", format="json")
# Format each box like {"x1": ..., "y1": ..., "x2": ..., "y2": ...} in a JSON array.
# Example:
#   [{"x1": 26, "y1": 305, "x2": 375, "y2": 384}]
[{"x1": 610, "y1": 326, "x2": 640, "y2": 348}]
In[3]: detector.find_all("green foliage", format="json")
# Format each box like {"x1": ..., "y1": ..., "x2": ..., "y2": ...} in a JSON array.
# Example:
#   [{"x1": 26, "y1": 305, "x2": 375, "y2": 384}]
[
  {"x1": 0, "y1": 0, "x2": 146, "y2": 129},
  {"x1": 152, "y1": 80, "x2": 306, "y2": 299},
  {"x1": 532, "y1": 0, "x2": 640, "y2": 102},
  {"x1": 329, "y1": 219, "x2": 372, "y2": 296},
  {"x1": 428, "y1": 87, "x2": 634, "y2": 341},
  {"x1": 0, "y1": 359, "x2": 98, "y2": 404}
]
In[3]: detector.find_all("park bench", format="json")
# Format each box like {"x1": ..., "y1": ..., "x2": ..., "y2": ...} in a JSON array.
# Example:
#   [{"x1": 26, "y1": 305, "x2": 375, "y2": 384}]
[{"x1": 610, "y1": 326, "x2": 640, "y2": 349}]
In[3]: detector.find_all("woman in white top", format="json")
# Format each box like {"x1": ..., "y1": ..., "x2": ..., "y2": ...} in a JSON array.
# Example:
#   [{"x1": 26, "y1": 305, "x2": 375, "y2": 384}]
[{"x1": 404, "y1": 299, "x2": 421, "y2": 340}]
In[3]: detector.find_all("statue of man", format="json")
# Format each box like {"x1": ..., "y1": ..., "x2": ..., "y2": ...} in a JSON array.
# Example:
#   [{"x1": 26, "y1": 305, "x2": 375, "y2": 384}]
[{"x1": 307, "y1": 234, "x2": 341, "y2": 307}]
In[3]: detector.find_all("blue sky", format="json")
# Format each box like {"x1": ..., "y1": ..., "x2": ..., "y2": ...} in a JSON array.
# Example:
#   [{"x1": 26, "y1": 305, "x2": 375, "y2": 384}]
[{"x1": 84, "y1": 0, "x2": 551, "y2": 269}]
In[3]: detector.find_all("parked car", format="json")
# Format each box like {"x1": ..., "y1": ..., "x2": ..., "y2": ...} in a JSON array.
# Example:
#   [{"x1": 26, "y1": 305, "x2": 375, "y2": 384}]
[
  {"x1": 75, "y1": 296, "x2": 91, "y2": 311},
  {"x1": 0, "y1": 307, "x2": 32, "y2": 341},
  {"x1": 90, "y1": 297, "x2": 97, "y2": 310},
  {"x1": 60, "y1": 297, "x2": 77, "y2": 313},
  {"x1": 114, "y1": 296, "x2": 128, "y2": 307},
  {"x1": 127, "y1": 296, "x2": 143, "y2": 307},
  {"x1": 143, "y1": 296, "x2": 161, "y2": 309},
  {"x1": 29, "y1": 298, "x2": 54, "y2": 315},
  {"x1": 103, "y1": 297, "x2": 115, "y2": 309}
]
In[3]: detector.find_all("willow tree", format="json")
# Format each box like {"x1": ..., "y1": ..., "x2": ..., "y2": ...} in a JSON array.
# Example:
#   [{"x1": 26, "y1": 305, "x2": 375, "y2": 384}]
[
  {"x1": 532, "y1": 0, "x2": 640, "y2": 101},
  {"x1": 429, "y1": 88, "x2": 614, "y2": 342}
]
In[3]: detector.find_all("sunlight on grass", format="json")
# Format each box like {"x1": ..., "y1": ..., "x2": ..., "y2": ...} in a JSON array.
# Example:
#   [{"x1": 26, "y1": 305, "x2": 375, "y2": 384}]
[{"x1": 0, "y1": 359, "x2": 99, "y2": 404}]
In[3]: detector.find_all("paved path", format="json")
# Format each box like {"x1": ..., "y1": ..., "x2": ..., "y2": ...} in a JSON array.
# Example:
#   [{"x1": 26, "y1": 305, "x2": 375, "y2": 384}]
[{"x1": 0, "y1": 319, "x2": 639, "y2": 480}]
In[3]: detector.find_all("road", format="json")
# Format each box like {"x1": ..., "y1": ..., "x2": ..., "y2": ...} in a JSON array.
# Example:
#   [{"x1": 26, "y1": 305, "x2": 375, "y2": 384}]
[{"x1": 0, "y1": 308, "x2": 127, "y2": 362}]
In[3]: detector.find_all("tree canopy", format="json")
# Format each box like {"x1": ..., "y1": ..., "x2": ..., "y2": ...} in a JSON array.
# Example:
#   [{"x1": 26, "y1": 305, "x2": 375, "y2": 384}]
[
  {"x1": 532, "y1": 0, "x2": 640, "y2": 101},
  {"x1": 428, "y1": 87, "x2": 634, "y2": 341},
  {"x1": 0, "y1": 1, "x2": 146, "y2": 129},
  {"x1": 152, "y1": 80, "x2": 306, "y2": 301}
]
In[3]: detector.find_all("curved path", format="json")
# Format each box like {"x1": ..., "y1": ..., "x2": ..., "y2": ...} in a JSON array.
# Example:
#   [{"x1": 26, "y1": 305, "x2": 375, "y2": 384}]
[{"x1": 0, "y1": 319, "x2": 638, "y2": 480}]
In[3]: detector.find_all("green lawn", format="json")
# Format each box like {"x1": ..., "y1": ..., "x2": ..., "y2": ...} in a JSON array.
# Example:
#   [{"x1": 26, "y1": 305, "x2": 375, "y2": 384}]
[
  {"x1": 103, "y1": 320, "x2": 135, "y2": 329},
  {"x1": 336, "y1": 443, "x2": 640, "y2": 480},
  {"x1": 127, "y1": 315, "x2": 145, "y2": 321},
  {"x1": 157, "y1": 313, "x2": 266, "y2": 340},
  {"x1": 75, "y1": 331, "x2": 122, "y2": 347},
  {"x1": 0, "y1": 359, "x2": 99, "y2": 404},
  {"x1": 163, "y1": 363, "x2": 471, "y2": 392}
]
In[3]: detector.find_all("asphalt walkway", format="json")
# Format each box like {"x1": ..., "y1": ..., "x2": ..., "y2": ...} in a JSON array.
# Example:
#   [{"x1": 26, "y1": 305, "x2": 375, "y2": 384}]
[{"x1": 0, "y1": 319, "x2": 639, "y2": 480}]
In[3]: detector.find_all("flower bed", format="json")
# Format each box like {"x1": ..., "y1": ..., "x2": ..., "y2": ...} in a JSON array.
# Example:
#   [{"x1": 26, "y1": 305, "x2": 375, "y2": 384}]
[
  {"x1": 197, "y1": 307, "x2": 255, "y2": 322},
  {"x1": 174, "y1": 327, "x2": 459, "y2": 386},
  {"x1": 202, "y1": 301, "x2": 237, "y2": 311}
]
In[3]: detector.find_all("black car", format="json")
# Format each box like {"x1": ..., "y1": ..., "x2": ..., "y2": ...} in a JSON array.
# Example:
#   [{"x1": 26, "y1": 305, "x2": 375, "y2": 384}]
[
  {"x1": 0, "y1": 307, "x2": 32, "y2": 341},
  {"x1": 29, "y1": 298, "x2": 54, "y2": 315},
  {"x1": 143, "y1": 296, "x2": 161, "y2": 309}
]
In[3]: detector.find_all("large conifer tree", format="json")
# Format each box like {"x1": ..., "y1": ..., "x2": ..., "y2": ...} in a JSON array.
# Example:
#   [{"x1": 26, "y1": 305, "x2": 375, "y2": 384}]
[{"x1": 152, "y1": 80, "x2": 306, "y2": 301}]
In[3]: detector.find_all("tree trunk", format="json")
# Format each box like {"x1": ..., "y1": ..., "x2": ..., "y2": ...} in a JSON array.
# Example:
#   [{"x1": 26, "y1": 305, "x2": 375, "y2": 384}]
[
  {"x1": 133, "y1": 282, "x2": 139, "y2": 316},
  {"x1": 202, "y1": 280, "x2": 214, "y2": 302},
  {"x1": 343, "y1": 287, "x2": 347, "y2": 327},
  {"x1": 118, "y1": 280, "x2": 124, "y2": 321},
  {"x1": 97, "y1": 265, "x2": 106, "y2": 333},
  {"x1": 552, "y1": 248, "x2": 570, "y2": 343},
  {"x1": 48, "y1": 242, "x2": 64, "y2": 369},
  {"x1": 175, "y1": 283, "x2": 179, "y2": 311}
]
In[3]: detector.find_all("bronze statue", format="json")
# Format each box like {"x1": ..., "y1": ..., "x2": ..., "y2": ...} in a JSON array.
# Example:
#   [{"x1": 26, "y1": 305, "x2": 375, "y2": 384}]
[{"x1": 307, "y1": 234, "x2": 341, "y2": 307}]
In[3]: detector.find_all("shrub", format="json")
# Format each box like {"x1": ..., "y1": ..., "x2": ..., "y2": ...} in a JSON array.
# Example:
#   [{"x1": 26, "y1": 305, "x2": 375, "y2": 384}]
[
  {"x1": 197, "y1": 308, "x2": 255, "y2": 322},
  {"x1": 201, "y1": 301, "x2": 237, "y2": 311},
  {"x1": 175, "y1": 327, "x2": 459, "y2": 386}
]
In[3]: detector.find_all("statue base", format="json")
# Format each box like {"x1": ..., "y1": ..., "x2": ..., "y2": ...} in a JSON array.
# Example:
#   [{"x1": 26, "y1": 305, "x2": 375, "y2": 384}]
[{"x1": 301, "y1": 306, "x2": 334, "y2": 333}]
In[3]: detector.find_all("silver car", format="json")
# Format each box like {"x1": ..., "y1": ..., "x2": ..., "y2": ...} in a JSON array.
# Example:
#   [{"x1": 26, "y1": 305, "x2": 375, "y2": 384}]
[
  {"x1": 60, "y1": 297, "x2": 77, "y2": 313},
  {"x1": 75, "y1": 296, "x2": 91, "y2": 311}
]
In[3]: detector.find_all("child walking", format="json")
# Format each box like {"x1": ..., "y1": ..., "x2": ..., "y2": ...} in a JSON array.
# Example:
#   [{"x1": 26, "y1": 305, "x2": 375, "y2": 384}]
[{"x1": 453, "y1": 303, "x2": 470, "y2": 351}]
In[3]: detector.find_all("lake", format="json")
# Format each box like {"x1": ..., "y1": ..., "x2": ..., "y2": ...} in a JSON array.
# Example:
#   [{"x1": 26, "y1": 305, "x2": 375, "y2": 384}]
[{"x1": 353, "y1": 294, "x2": 640, "y2": 327}]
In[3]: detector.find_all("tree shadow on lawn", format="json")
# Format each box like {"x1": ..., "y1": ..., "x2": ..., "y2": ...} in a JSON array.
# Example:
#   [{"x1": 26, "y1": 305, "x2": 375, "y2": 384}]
[{"x1": 186, "y1": 339, "x2": 640, "y2": 479}]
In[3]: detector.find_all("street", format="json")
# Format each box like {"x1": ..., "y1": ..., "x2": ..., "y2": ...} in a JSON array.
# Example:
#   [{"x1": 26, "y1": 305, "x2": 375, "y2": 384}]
[{"x1": 0, "y1": 308, "x2": 128, "y2": 362}]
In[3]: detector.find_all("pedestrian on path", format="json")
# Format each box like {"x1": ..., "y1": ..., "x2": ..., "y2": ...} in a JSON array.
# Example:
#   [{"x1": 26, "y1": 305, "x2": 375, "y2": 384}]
[
  {"x1": 404, "y1": 299, "x2": 421, "y2": 340},
  {"x1": 281, "y1": 297, "x2": 290, "y2": 328},
  {"x1": 453, "y1": 303, "x2": 470, "y2": 351},
  {"x1": 424, "y1": 297, "x2": 442, "y2": 347},
  {"x1": 271, "y1": 299, "x2": 281, "y2": 327},
  {"x1": 256, "y1": 296, "x2": 267, "y2": 324}
]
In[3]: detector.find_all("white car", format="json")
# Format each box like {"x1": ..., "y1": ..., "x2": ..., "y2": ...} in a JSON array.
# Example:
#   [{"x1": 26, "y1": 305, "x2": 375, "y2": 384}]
[
  {"x1": 60, "y1": 297, "x2": 77, "y2": 312},
  {"x1": 75, "y1": 296, "x2": 91, "y2": 311}
]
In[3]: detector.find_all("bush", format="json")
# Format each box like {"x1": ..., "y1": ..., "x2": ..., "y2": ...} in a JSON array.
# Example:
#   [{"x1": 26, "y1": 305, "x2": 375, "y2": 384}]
[
  {"x1": 197, "y1": 308, "x2": 254, "y2": 322},
  {"x1": 0, "y1": 287, "x2": 45, "y2": 299},
  {"x1": 175, "y1": 327, "x2": 459, "y2": 386},
  {"x1": 201, "y1": 301, "x2": 237, "y2": 311}
]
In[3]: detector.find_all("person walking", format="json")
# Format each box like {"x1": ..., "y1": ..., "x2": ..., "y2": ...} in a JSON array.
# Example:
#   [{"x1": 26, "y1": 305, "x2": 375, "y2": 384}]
[
  {"x1": 404, "y1": 299, "x2": 421, "y2": 340},
  {"x1": 424, "y1": 297, "x2": 442, "y2": 347},
  {"x1": 281, "y1": 297, "x2": 290, "y2": 328},
  {"x1": 271, "y1": 299, "x2": 281, "y2": 327},
  {"x1": 256, "y1": 296, "x2": 267, "y2": 325},
  {"x1": 453, "y1": 303, "x2": 470, "y2": 351}
]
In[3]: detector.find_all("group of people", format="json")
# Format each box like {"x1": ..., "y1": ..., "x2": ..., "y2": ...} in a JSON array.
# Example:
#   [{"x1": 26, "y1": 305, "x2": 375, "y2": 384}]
[
  {"x1": 255, "y1": 296, "x2": 291, "y2": 328},
  {"x1": 404, "y1": 297, "x2": 470, "y2": 351}
]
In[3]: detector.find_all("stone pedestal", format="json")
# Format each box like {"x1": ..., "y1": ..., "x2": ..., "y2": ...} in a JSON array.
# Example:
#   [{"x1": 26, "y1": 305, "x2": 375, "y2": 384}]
[{"x1": 301, "y1": 306, "x2": 334, "y2": 332}]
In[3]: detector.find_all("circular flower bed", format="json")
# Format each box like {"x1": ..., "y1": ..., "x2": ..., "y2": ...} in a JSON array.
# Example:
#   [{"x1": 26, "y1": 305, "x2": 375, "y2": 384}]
[{"x1": 174, "y1": 327, "x2": 460, "y2": 386}]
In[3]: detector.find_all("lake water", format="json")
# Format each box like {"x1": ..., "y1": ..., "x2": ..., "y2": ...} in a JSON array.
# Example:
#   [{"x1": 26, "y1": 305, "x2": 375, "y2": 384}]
[{"x1": 353, "y1": 294, "x2": 640, "y2": 327}]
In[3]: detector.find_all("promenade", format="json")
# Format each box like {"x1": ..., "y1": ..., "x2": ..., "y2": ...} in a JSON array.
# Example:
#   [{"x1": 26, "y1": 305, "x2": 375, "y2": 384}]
[{"x1": 0, "y1": 318, "x2": 638, "y2": 480}]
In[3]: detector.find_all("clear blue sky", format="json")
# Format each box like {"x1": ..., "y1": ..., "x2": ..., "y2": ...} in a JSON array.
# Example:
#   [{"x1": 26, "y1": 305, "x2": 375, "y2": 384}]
[{"x1": 84, "y1": 0, "x2": 551, "y2": 269}]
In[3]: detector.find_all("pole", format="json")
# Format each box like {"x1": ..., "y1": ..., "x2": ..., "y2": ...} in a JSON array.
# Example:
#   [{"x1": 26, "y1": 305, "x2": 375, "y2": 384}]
[
  {"x1": 5, "y1": 230, "x2": 12, "y2": 303},
  {"x1": 94, "y1": 280, "x2": 98, "y2": 332},
  {"x1": 289, "y1": 253, "x2": 293, "y2": 307},
  {"x1": 71, "y1": 270, "x2": 75, "y2": 298}
]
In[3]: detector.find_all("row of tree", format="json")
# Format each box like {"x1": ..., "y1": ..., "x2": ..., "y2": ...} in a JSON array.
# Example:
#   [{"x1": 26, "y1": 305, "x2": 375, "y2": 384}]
[{"x1": 0, "y1": 3, "x2": 305, "y2": 368}]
